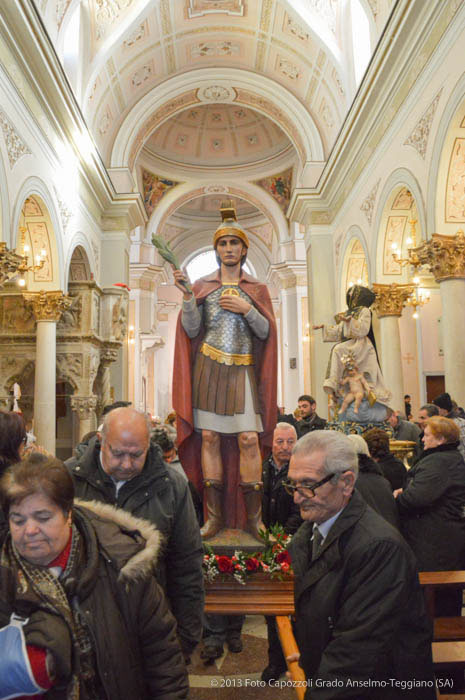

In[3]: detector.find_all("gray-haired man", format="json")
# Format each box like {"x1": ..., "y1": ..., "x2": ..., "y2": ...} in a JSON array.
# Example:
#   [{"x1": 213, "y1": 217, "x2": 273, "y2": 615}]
[{"x1": 287, "y1": 430, "x2": 434, "y2": 698}]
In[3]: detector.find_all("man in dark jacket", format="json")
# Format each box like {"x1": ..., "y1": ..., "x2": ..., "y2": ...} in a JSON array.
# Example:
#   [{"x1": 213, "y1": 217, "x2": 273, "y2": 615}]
[
  {"x1": 386, "y1": 408, "x2": 421, "y2": 460},
  {"x1": 68, "y1": 407, "x2": 204, "y2": 661},
  {"x1": 261, "y1": 422, "x2": 302, "y2": 682},
  {"x1": 296, "y1": 395, "x2": 327, "y2": 438},
  {"x1": 287, "y1": 430, "x2": 435, "y2": 699}
]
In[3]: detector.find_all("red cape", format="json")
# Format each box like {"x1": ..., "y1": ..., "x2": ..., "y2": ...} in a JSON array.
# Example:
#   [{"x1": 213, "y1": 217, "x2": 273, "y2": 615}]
[{"x1": 173, "y1": 270, "x2": 278, "y2": 529}]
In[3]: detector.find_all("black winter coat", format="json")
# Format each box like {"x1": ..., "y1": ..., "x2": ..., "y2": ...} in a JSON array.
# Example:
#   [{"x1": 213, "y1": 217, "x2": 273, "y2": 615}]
[
  {"x1": 297, "y1": 414, "x2": 327, "y2": 438},
  {"x1": 378, "y1": 453, "x2": 407, "y2": 491},
  {"x1": 262, "y1": 456, "x2": 302, "y2": 534},
  {"x1": 288, "y1": 491, "x2": 435, "y2": 699},
  {"x1": 69, "y1": 442, "x2": 204, "y2": 653},
  {"x1": 396, "y1": 442, "x2": 465, "y2": 571},
  {"x1": 0, "y1": 502, "x2": 189, "y2": 699},
  {"x1": 355, "y1": 454, "x2": 400, "y2": 529}
]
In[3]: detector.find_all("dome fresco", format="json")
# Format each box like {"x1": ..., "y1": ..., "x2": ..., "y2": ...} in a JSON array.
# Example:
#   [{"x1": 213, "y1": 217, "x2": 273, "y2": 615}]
[{"x1": 144, "y1": 104, "x2": 293, "y2": 168}]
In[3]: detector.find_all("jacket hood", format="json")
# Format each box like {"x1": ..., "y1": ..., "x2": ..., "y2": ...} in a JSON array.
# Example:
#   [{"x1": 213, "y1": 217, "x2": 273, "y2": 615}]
[{"x1": 74, "y1": 498, "x2": 163, "y2": 584}]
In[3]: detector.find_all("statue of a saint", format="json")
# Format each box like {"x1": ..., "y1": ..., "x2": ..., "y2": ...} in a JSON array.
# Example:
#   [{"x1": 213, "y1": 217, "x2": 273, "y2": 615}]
[
  {"x1": 314, "y1": 285, "x2": 391, "y2": 415},
  {"x1": 172, "y1": 203, "x2": 277, "y2": 541}
]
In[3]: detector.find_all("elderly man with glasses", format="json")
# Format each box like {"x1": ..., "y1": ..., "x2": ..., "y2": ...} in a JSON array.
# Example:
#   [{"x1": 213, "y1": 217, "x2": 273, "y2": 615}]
[{"x1": 285, "y1": 430, "x2": 435, "y2": 699}]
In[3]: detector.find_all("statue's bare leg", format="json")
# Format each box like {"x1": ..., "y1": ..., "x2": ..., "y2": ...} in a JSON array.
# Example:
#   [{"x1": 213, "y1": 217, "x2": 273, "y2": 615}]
[
  {"x1": 340, "y1": 393, "x2": 354, "y2": 414},
  {"x1": 238, "y1": 431, "x2": 265, "y2": 541},
  {"x1": 354, "y1": 392, "x2": 364, "y2": 413},
  {"x1": 200, "y1": 429, "x2": 223, "y2": 539}
]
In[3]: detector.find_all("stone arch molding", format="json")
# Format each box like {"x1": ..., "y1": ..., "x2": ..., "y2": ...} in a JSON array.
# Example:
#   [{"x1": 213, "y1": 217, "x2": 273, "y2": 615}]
[
  {"x1": 110, "y1": 68, "x2": 324, "y2": 172},
  {"x1": 372, "y1": 168, "x2": 426, "y2": 283},
  {"x1": 64, "y1": 233, "x2": 97, "y2": 289},
  {"x1": 12, "y1": 177, "x2": 66, "y2": 290},
  {"x1": 148, "y1": 180, "x2": 289, "y2": 247},
  {"x1": 427, "y1": 71, "x2": 465, "y2": 234}
]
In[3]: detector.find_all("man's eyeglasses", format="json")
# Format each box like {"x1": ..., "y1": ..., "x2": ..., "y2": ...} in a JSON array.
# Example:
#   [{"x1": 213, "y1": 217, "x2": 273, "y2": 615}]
[{"x1": 283, "y1": 473, "x2": 336, "y2": 498}]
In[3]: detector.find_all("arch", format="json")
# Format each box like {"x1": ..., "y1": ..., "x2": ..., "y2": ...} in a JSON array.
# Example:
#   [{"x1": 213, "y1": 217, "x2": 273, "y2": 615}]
[
  {"x1": 0, "y1": 146, "x2": 10, "y2": 245},
  {"x1": 110, "y1": 68, "x2": 324, "y2": 170},
  {"x1": 12, "y1": 177, "x2": 65, "y2": 290},
  {"x1": 337, "y1": 227, "x2": 370, "y2": 308},
  {"x1": 148, "y1": 180, "x2": 289, "y2": 249},
  {"x1": 372, "y1": 168, "x2": 426, "y2": 284},
  {"x1": 64, "y1": 233, "x2": 97, "y2": 289},
  {"x1": 428, "y1": 72, "x2": 465, "y2": 234}
]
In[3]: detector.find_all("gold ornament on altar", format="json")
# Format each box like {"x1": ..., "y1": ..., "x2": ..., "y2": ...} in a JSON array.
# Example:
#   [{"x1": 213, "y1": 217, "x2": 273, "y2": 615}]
[{"x1": 0, "y1": 214, "x2": 46, "y2": 288}]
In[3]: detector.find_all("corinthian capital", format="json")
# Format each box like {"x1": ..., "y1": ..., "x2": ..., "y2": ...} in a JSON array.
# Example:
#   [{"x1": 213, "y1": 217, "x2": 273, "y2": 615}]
[
  {"x1": 372, "y1": 283, "x2": 414, "y2": 317},
  {"x1": 70, "y1": 395, "x2": 97, "y2": 419},
  {"x1": 414, "y1": 231, "x2": 465, "y2": 282},
  {"x1": 23, "y1": 290, "x2": 72, "y2": 321}
]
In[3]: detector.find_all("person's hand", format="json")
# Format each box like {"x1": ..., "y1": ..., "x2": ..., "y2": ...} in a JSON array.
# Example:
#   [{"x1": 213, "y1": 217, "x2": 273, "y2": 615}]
[
  {"x1": 218, "y1": 295, "x2": 251, "y2": 315},
  {"x1": 173, "y1": 269, "x2": 192, "y2": 300},
  {"x1": 24, "y1": 610, "x2": 72, "y2": 683},
  {"x1": 393, "y1": 488, "x2": 403, "y2": 498},
  {"x1": 312, "y1": 324, "x2": 323, "y2": 330},
  {"x1": 285, "y1": 652, "x2": 301, "y2": 679}
]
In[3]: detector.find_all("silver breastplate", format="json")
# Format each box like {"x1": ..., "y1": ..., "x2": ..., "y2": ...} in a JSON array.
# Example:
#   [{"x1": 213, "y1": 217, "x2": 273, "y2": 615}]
[{"x1": 201, "y1": 285, "x2": 254, "y2": 364}]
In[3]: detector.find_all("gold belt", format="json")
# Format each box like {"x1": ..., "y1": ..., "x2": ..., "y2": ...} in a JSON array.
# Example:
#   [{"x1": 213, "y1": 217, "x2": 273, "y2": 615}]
[{"x1": 200, "y1": 342, "x2": 253, "y2": 366}]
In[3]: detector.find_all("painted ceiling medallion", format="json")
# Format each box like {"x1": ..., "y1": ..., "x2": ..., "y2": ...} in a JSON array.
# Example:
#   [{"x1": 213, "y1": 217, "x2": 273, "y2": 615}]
[
  {"x1": 197, "y1": 85, "x2": 236, "y2": 102},
  {"x1": 187, "y1": 0, "x2": 244, "y2": 19},
  {"x1": 203, "y1": 185, "x2": 229, "y2": 194}
]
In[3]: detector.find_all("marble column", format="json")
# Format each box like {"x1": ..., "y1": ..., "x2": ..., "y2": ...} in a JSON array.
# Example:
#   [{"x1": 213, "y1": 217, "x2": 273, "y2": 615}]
[
  {"x1": 268, "y1": 262, "x2": 307, "y2": 412},
  {"x1": 306, "y1": 233, "x2": 336, "y2": 419},
  {"x1": 416, "y1": 231, "x2": 465, "y2": 407},
  {"x1": 24, "y1": 291, "x2": 72, "y2": 454},
  {"x1": 372, "y1": 283, "x2": 413, "y2": 412},
  {"x1": 70, "y1": 395, "x2": 98, "y2": 440}
]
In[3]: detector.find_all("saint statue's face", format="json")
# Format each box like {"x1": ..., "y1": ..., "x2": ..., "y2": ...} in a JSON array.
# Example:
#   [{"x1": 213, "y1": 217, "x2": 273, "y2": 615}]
[{"x1": 216, "y1": 236, "x2": 247, "y2": 267}]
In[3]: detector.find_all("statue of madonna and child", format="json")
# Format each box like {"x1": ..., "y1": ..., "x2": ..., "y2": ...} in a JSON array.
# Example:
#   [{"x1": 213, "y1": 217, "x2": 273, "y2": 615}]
[{"x1": 313, "y1": 284, "x2": 391, "y2": 429}]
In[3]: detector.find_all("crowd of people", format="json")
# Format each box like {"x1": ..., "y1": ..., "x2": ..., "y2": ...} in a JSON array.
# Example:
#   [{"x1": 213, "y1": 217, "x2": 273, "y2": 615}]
[{"x1": 1, "y1": 389, "x2": 465, "y2": 697}]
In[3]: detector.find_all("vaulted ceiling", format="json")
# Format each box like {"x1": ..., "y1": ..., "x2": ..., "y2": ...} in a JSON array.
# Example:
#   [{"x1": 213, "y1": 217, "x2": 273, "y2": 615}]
[{"x1": 37, "y1": 0, "x2": 393, "y2": 258}]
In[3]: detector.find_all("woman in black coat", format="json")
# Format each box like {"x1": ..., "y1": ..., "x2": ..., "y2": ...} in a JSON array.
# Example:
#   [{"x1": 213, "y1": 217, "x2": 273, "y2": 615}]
[{"x1": 395, "y1": 416, "x2": 465, "y2": 615}]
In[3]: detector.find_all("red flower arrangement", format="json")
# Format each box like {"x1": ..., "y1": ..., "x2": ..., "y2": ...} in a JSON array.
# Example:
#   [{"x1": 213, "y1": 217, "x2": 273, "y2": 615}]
[{"x1": 202, "y1": 524, "x2": 293, "y2": 585}]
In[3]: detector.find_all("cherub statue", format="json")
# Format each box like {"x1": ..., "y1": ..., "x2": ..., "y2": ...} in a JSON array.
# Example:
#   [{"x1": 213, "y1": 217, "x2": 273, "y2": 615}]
[{"x1": 339, "y1": 353, "x2": 371, "y2": 415}]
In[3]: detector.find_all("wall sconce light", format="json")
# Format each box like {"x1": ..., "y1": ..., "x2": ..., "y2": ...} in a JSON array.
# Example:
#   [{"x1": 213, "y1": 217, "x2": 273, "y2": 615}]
[{"x1": 128, "y1": 325, "x2": 135, "y2": 345}]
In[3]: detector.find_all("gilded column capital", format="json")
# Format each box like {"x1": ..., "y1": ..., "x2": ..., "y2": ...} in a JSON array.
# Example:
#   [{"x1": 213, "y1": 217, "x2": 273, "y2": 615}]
[
  {"x1": 414, "y1": 230, "x2": 465, "y2": 282},
  {"x1": 23, "y1": 290, "x2": 72, "y2": 322},
  {"x1": 372, "y1": 283, "x2": 414, "y2": 318},
  {"x1": 70, "y1": 395, "x2": 97, "y2": 419}
]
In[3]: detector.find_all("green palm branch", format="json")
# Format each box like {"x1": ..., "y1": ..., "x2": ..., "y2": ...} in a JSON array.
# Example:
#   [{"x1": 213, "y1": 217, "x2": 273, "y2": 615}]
[{"x1": 151, "y1": 234, "x2": 192, "y2": 294}]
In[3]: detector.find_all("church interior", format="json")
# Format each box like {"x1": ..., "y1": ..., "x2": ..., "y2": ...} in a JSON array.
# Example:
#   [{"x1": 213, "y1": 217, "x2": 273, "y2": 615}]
[
  {"x1": 1, "y1": 0, "x2": 465, "y2": 695},
  {"x1": 0, "y1": 0, "x2": 464, "y2": 454}
]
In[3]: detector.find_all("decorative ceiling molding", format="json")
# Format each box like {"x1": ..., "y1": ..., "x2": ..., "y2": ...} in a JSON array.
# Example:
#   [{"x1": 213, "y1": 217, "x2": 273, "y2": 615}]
[
  {"x1": 197, "y1": 85, "x2": 237, "y2": 102},
  {"x1": 0, "y1": 110, "x2": 32, "y2": 168},
  {"x1": 360, "y1": 179, "x2": 380, "y2": 225},
  {"x1": 187, "y1": 0, "x2": 245, "y2": 18},
  {"x1": 404, "y1": 88, "x2": 443, "y2": 159}
]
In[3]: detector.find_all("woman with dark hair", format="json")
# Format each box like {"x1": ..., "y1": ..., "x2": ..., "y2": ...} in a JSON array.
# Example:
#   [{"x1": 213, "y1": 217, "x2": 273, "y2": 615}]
[
  {"x1": 313, "y1": 285, "x2": 391, "y2": 411},
  {"x1": 0, "y1": 410, "x2": 27, "y2": 529},
  {"x1": 363, "y1": 426, "x2": 407, "y2": 491},
  {"x1": 0, "y1": 409, "x2": 26, "y2": 476},
  {"x1": 0, "y1": 453, "x2": 188, "y2": 699}
]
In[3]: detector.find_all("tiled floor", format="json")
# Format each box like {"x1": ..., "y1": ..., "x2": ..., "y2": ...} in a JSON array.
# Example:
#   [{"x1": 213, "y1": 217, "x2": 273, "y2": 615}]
[{"x1": 189, "y1": 616, "x2": 295, "y2": 699}]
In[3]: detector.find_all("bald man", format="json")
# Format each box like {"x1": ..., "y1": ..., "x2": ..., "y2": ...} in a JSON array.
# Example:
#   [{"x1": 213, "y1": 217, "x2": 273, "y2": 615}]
[{"x1": 69, "y1": 407, "x2": 204, "y2": 661}]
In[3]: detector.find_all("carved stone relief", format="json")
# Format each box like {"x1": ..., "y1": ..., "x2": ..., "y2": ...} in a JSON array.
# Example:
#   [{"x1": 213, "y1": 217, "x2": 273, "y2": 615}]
[
  {"x1": 446, "y1": 138, "x2": 465, "y2": 223},
  {"x1": 360, "y1": 179, "x2": 380, "y2": 225},
  {"x1": 404, "y1": 89, "x2": 442, "y2": 160},
  {"x1": 0, "y1": 296, "x2": 35, "y2": 333},
  {"x1": 0, "y1": 109, "x2": 32, "y2": 168},
  {"x1": 57, "y1": 292, "x2": 82, "y2": 332},
  {"x1": 56, "y1": 353, "x2": 83, "y2": 389},
  {"x1": 111, "y1": 296, "x2": 128, "y2": 341}
]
